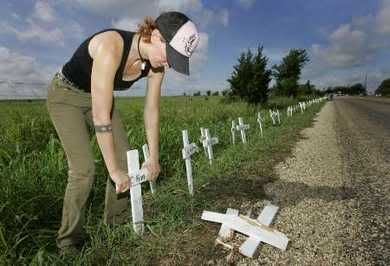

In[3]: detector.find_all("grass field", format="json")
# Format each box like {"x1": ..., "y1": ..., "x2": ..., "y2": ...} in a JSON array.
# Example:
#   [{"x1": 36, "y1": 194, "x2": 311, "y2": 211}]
[{"x1": 0, "y1": 96, "x2": 324, "y2": 265}]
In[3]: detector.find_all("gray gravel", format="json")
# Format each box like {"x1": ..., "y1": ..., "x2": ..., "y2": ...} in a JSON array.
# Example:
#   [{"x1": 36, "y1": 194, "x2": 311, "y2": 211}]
[{"x1": 226, "y1": 99, "x2": 389, "y2": 265}]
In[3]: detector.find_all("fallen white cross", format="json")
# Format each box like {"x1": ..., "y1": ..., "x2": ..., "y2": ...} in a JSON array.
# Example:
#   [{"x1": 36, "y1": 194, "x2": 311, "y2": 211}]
[
  {"x1": 257, "y1": 112, "x2": 264, "y2": 137},
  {"x1": 127, "y1": 149, "x2": 149, "y2": 236},
  {"x1": 201, "y1": 202, "x2": 288, "y2": 258},
  {"x1": 182, "y1": 130, "x2": 199, "y2": 196},
  {"x1": 236, "y1": 117, "x2": 250, "y2": 143},
  {"x1": 142, "y1": 144, "x2": 156, "y2": 194},
  {"x1": 200, "y1": 128, "x2": 219, "y2": 165}
]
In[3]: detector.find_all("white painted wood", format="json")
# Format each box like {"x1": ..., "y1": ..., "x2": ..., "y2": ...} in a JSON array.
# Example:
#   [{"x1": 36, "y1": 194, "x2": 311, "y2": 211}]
[
  {"x1": 142, "y1": 144, "x2": 156, "y2": 194},
  {"x1": 127, "y1": 150, "x2": 144, "y2": 236},
  {"x1": 257, "y1": 112, "x2": 263, "y2": 137},
  {"x1": 204, "y1": 128, "x2": 218, "y2": 165},
  {"x1": 239, "y1": 203, "x2": 280, "y2": 257},
  {"x1": 199, "y1": 127, "x2": 208, "y2": 157},
  {"x1": 276, "y1": 110, "x2": 281, "y2": 124},
  {"x1": 217, "y1": 208, "x2": 239, "y2": 241},
  {"x1": 269, "y1": 110, "x2": 276, "y2": 125},
  {"x1": 202, "y1": 211, "x2": 288, "y2": 251},
  {"x1": 231, "y1": 120, "x2": 236, "y2": 144},
  {"x1": 236, "y1": 117, "x2": 249, "y2": 143},
  {"x1": 182, "y1": 130, "x2": 199, "y2": 196}
]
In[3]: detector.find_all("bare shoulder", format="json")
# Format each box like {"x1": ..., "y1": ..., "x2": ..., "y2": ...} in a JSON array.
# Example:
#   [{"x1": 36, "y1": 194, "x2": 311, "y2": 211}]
[{"x1": 88, "y1": 31, "x2": 123, "y2": 60}]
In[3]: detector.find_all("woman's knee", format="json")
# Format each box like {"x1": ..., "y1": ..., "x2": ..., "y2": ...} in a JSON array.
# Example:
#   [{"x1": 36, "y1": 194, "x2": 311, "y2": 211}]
[{"x1": 67, "y1": 163, "x2": 95, "y2": 186}]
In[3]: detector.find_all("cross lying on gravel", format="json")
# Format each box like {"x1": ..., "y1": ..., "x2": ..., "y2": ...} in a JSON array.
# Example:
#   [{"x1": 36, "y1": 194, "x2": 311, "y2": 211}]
[{"x1": 201, "y1": 202, "x2": 289, "y2": 258}]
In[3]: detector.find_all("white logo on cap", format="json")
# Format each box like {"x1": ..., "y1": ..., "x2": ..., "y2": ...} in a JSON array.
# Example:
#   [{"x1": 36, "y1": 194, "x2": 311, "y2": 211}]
[
  {"x1": 169, "y1": 20, "x2": 199, "y2": 58},
  {"x1": 184, "y1": 34, "x2": 197, "y2": 56}
]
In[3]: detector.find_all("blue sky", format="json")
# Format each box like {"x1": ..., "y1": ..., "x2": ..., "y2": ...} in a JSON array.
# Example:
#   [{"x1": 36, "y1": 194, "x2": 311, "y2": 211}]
[{"x1": 0, "y1": 0, "x2": 388, "y2": 98}]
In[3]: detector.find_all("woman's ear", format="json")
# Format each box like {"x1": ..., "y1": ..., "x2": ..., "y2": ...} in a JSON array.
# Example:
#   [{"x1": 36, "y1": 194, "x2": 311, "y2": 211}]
[{"x1": 150, "y1": 29, "x2": 161, "y2": 43}]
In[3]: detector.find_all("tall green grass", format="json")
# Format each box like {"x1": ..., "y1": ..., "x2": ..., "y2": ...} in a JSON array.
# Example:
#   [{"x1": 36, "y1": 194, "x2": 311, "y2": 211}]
[{"x1": 0, "y1": 96, "x2": 324, "y2": 264}]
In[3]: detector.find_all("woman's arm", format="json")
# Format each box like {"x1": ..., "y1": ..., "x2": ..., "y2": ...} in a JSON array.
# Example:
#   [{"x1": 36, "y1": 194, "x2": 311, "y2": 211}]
[
  {"x1": 90, "y1": 33, "x2": 129, "y2": 192},
  {"x1": 143, "y1": 68, "x2": 164, "y2": 181}
]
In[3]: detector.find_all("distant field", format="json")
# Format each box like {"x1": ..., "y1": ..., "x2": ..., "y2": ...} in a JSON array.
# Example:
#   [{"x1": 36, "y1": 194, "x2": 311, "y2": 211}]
[{"x1": 0, "y1": 96, "x2": 324, "y2": 264}]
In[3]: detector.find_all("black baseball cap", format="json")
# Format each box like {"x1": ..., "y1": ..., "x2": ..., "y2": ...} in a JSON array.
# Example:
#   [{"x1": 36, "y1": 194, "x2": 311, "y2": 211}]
[{"x1": 155, "y1": 12, "x2": 200, "y2": 75}]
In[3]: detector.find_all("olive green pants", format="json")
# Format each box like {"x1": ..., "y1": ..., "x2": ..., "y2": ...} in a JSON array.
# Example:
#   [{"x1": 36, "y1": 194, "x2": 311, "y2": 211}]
[{"x1": 46, "y1": 75, "x2": 130, "y2": 248}]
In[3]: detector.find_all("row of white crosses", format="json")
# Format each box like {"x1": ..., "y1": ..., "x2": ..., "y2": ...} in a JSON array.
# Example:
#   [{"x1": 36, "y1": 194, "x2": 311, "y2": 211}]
[
  {"x1": 181, "y1": 128, "x2": 219, "y2": 196},
  {"x1": 125, "y1": 97, "x2": 326, "y2": 236}
]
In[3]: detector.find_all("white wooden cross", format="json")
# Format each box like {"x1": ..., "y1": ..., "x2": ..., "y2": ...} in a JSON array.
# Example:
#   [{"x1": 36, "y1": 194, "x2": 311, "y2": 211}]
[
  {"x1": 142, "y1": 144, "x2": 156, "y2": 194},
  {"x1": 231, "y1": 120, "x2": 237, "y2": 144},
  {"x1": 182, "y1": 130, "x2": 199, "y2": 196},
  {"x1": 127, "y1": 149, "x2": 149, "y2": 236},
  {"x1": 269, "y1": 110, "x2": 277, "y2": 126},
  {"x1": 201, "y1": 128, "x2": 219, "y2": 165},
  {"x1": 299, "y1": 102, "x2": 305, "y2": 113},
  {"x1": 276, "y1": 109, "x2": 281, "y2": 124},
  {"x1": 199, "y1": 127, "x2": 208, "y2": 157},
  {"x1": 236, "y1": 117, "x2": 250, "y2": 143},
  {"x1": 286, "y1": 107, "x2": 289, "y2": 117},
  {"x1": 257, "y1": 112, "x2": 264, "y2": 137},
  {"x1": 201, "y1": 202, "x2": 288, "y2": 258}
]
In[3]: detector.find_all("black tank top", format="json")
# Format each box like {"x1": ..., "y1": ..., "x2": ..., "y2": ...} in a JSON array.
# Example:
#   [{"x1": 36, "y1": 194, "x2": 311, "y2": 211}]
[{"x1": 62, "y1": 29, "x2": 151, "y2": 92}]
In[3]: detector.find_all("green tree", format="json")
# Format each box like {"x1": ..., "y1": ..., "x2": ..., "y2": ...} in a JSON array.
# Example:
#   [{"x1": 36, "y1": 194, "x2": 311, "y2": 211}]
[
  {"x1": 298, "y1": 80, "x2": 315, "y2": 96},
  {"x1": 376, "y1": 78, "x2": 390, "y2": 96},
  {"x1": 349, "y1": 83, "x2": 367, "y2": 95},
  {"x1": 206, "y1": 90, "x2": 211, "y2": 96},
  {"x1": 227, "y1": 49, "x2": 253, "y2": 101},
  {"x1": 227, "y1": 46, "x2": 271, "y2": 104},
  {"x1": 272, "y1": 49, "x2": 309, "y2": 97}
]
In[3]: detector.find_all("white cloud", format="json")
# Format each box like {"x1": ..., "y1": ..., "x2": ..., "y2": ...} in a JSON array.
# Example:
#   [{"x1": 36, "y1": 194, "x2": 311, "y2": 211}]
[
  {"x1": 2, "y1": 18, "x2": 65, "y2": 45},
  {"x1": 33, "y1": 0, "x2": 56, "y2": 23},
  {"x1": 112, "y1": 17, "x2": 140, "y2": 31},
  {"x1": 218, "y1": 8, "x2": 229, "y2": 27},
  {"x1": 236, "y1": 0, "x2": 257, "y2": 9},
  {"x1": 0, "y1": 46, "x2": 56, "y2": 99},
  {"x1": 301, "y1": 0, "x2": 390, "y2": 90},
  {"x1": 0, "y1": 1, "x2": 84, "y2": 46},
  {"x1": 376, "y1": 0, "x2": 390, "y2": 34},
  {"x1": 311, "y1": 24, "x2": 373, "y2": 67},
  {"x1": 157, "y1": 0, "x2": 203, "y2": 12},
  {"x1": 72, "y1": 0, "x2": 227, "y2": 30}
]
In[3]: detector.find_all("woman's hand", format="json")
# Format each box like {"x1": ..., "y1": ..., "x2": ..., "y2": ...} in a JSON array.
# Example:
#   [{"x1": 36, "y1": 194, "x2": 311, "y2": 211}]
[
  {"x1": 141, "y1": 159, "x2": 160, "y2": 182},
  {"x1": 110, "y1": 169, "x2": 130, "y2": 194}
]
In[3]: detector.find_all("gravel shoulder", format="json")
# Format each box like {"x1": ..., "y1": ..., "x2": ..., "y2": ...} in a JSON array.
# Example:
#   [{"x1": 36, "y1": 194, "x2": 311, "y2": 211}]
[{"x1": 236, "y1": 101, "x2": 377, "y2": 265}]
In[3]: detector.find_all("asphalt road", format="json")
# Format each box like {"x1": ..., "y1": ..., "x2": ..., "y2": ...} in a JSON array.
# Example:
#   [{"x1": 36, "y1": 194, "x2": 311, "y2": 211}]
[{"x1": 334, "y1": 96, "x2": 390, "y2": 265}]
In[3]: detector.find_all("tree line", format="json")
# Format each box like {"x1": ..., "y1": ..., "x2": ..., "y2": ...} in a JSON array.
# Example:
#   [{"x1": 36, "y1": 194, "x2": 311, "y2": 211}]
[
  {"x1": 224, "y1": 46, "x2": 324, "y2": 105},
  {"x1": 188, "y1": 45, "x2": 390, "y2": 99}
]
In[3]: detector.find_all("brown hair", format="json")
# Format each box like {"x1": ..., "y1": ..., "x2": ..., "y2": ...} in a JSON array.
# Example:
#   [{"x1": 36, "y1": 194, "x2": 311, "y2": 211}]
[{"x1": 137, "y1": 16, "x2": 157, "y2": 43}]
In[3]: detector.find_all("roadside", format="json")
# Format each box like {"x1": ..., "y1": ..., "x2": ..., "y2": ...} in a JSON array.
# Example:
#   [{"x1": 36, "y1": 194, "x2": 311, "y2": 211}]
[{"x1": 236, "y1": 102, "x2": 367, "y2": 265}]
